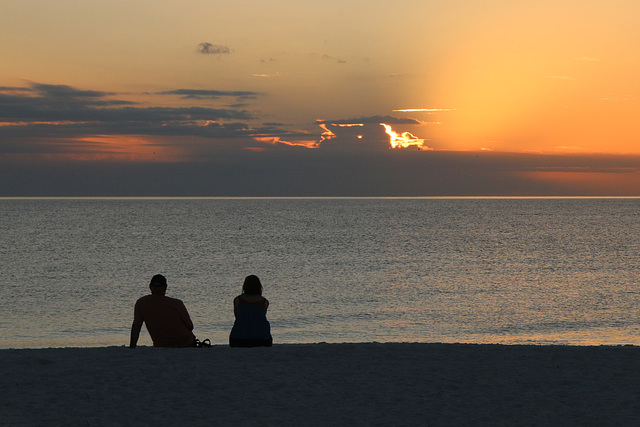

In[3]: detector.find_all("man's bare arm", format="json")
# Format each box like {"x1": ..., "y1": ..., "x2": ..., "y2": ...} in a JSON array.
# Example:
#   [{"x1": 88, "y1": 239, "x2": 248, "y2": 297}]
[{"x1": 129, "y1": 322, "x2": 142, "y2": 348}]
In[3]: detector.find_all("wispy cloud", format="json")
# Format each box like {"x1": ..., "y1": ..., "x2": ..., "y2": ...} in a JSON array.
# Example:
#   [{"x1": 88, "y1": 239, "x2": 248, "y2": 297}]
[
  {"x1": 253, "y1": 136, "x2": 319, "y2": 149},
  {"x1": 30, "y1": 83, "x2": 116, "y2": 100},
  {"x1": 393, "y1": 108, "x2": 455, "y2": 112},
  {"x1": 252, "y1": 73, "x2": 282, "y2": 78},
  {"x1": 5, "y1": 83, "x2": 135, "y2": 108},
  {"x1": 0, "y1": 86, "x2": 32, "y2": 93},
  {"x1": 321, "y1": 54, "x2": 346, "y2": 64},
  {"x1": 317, "y1": 116, "x2": 421, "y2": 126},
  {"x1": 157, "y1": 89, "x2": 260, "y2": 100},
  {"x1": 197, "y1": 42, "x2": 231, "y2": 55},
  {"x1": 0, "y1": 83, "x2": 258, "y2": 142}
]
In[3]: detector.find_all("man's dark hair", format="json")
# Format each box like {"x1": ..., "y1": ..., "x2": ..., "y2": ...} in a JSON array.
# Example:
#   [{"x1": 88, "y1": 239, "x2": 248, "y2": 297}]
[{"x1": 150, "y1": 274, "x2": 167, "y2": 287}]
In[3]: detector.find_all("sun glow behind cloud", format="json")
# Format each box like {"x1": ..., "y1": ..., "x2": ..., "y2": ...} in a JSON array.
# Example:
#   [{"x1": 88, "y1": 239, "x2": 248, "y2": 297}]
[
  {"x1": 317, "y1": 121, "x2": 429, "y2": 149},
  {"x1": 381, "y1": 124, "x2": 432, "y2": 150},
  {"x1": 318, "y1": 123, "x2": 337, "y2": 143}
]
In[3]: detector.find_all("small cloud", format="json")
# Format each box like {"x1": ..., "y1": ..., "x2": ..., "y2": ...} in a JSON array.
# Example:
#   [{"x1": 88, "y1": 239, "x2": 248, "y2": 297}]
[
  {"x1": 252, "y1": 73, "x2": 282, "y2": 78},
  {"x1": 197, "y1": 42, "x2": 231, "y2": 55}
]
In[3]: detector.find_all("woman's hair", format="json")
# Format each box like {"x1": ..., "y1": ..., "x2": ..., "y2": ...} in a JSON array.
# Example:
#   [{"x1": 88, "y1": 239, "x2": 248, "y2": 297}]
[{"x1": 242, "y1": 275, "x2": 263, "y2": 295}]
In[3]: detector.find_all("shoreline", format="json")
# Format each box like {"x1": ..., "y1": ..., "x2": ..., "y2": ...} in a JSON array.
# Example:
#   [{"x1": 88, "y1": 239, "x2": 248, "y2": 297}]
[
  {"x1": 1, "y1": 341, "x2": 639, "y2": 350},
  {"x1": 2, "y1": 342, "x2": 639, "y2": 426}
]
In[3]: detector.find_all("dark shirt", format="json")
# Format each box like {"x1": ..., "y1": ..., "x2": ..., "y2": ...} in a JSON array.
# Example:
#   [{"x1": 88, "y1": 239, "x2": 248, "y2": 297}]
[{"x1": 229, "y1": 296, "x2": 272, "y2": 341}]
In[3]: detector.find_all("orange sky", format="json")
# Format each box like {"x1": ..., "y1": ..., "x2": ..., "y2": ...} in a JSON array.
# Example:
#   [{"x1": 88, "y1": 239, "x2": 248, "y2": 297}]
[{"x1": 1, "y1": 0, "x2": 640, "y2": 195}]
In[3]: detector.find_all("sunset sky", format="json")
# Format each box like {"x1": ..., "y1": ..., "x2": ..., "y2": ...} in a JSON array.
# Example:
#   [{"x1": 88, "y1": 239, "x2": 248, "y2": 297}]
[{"x1": 2, "y1": 0, "x2": 640, "y2": 196}]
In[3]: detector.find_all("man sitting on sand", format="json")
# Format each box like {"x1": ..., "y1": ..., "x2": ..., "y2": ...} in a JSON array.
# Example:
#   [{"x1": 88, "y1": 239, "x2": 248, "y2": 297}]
[{"x1": 129, "y1": 274, "x2": 196, "y2": 348}]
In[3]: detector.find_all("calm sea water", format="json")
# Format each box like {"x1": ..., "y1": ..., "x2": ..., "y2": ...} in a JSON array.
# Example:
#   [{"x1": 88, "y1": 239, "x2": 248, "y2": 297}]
[{"x1": 1, "y1": 198, "x2": 639, "y2": 348}]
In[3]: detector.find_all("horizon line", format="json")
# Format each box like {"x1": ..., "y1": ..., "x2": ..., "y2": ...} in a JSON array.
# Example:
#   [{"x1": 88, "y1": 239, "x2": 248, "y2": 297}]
[{"x1": 2, "y1": 196, "x2": 640, "y2": 200}]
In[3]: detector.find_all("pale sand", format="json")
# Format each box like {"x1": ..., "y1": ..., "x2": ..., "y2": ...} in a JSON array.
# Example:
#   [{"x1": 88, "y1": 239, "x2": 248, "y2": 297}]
[{"x1": 1, "y1": 343, "x2": 639, "y2": 426}]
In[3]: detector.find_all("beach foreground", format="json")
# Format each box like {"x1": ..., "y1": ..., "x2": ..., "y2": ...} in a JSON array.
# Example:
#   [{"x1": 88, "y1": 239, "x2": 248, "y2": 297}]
[{"x1": 1, "y1": 343, "x2": 639, "y2": 426}]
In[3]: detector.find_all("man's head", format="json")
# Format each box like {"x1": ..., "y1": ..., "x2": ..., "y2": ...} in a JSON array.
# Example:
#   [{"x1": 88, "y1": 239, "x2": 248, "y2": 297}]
[{"x1": 149, "y1": 274, "x2": 167, "y2": 295}]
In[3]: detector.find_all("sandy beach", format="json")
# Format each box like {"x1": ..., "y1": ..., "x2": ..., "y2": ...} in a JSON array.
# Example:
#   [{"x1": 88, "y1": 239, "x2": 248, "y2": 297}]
[{"x1": 1, "y1": 343, "x2": 639, "y2": 426}]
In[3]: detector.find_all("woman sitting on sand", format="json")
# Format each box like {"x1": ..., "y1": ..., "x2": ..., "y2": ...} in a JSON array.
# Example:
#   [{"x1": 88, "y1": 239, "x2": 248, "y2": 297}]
[{"x1": 229, "y1": 275, "x2": 273, "y2": 347}]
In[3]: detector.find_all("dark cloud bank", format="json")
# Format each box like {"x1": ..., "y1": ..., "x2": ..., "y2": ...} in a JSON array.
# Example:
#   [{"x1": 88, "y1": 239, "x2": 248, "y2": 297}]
[
  {"x1": 3, "y1": 150, "x2": 640, "y2": 197},
  {"x1": 0, "y1": 83, "x2": 256, "y2": 137},
  {"x1": 2, "y1": 83, "x2": 640, "y2": 196}
]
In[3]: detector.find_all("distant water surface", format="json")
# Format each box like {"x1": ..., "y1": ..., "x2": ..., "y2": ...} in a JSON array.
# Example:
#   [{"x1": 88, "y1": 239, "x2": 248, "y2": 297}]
[{"x1": 1, "y1": 198, "x2": 639, "y2": 348}]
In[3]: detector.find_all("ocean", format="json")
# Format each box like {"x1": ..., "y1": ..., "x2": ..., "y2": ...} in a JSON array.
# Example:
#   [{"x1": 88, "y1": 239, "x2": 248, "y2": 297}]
[{"x1": 1, "y1": 197, "x2": 639, "y2": 348}]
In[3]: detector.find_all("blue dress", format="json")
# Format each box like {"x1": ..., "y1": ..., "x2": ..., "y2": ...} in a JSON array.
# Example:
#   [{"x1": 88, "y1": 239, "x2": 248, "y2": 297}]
[{"x1": 229, "y1": 296, "x2": 273, "y2": 347}]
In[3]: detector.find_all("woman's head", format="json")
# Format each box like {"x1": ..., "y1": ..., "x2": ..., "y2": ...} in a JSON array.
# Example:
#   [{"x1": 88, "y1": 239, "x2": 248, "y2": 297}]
[{"x1": 242, "y1": 275, "x2": 263, "y2": 295}]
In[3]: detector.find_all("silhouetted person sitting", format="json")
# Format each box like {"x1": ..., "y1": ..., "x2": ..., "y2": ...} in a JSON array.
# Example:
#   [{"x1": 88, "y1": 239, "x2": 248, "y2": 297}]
[
  {"x1": 130, "y1": 274, "x2": 196, "y2": 348},
  {"x1": 229, "y1": 275, "x2": 273, "y2": 347}
]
